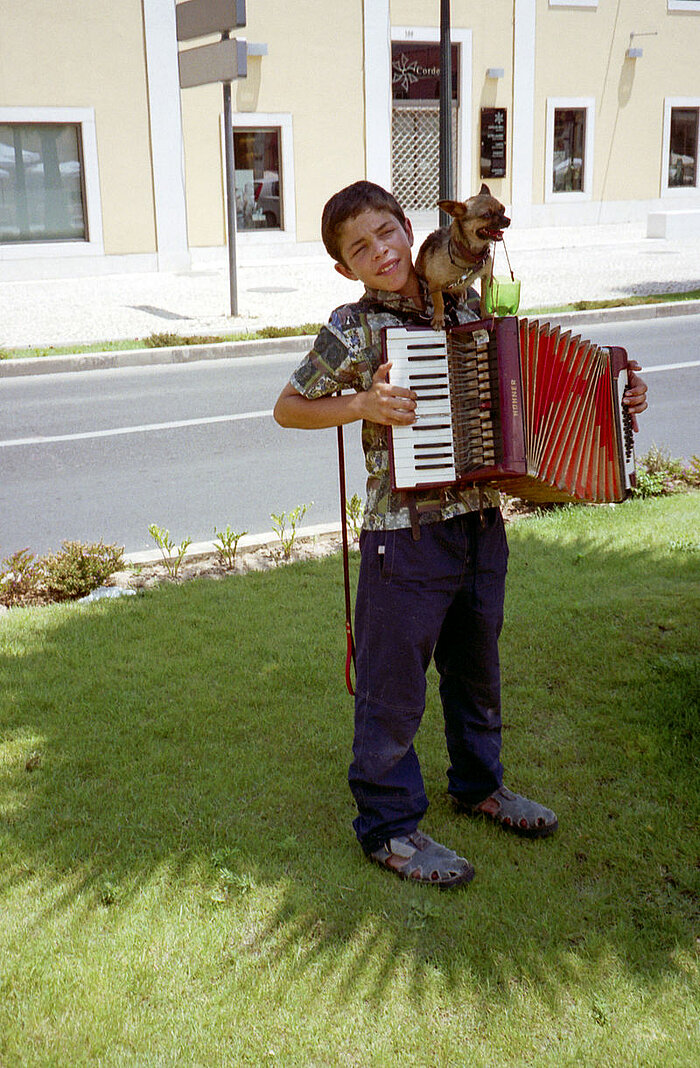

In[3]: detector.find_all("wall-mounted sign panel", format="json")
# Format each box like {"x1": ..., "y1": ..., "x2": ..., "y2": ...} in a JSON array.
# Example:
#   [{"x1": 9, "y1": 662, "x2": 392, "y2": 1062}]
[
  {"x1": 480, "y1": 107, "x2": 507, "y2": 179},
  {"x1": 178, "y1": 37, "x2": 247, "y2": 88},
  {"x1": 176, "y1": 0, "x2": 246, "y2": 42}
]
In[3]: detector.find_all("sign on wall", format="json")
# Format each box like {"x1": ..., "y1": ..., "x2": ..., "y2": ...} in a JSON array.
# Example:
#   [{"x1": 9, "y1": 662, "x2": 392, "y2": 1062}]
[{"x1": 480, "y1": 107, "x2": 507, "y2": 179}]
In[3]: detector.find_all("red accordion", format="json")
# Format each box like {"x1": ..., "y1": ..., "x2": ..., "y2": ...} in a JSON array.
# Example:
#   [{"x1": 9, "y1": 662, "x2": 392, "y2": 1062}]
[{"x1": 383, "y1": 317, "x2": 636, "y2": 504}]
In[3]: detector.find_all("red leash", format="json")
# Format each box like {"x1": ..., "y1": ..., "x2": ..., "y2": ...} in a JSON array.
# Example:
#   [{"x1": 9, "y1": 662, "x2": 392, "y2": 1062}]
[{"x1": 336, "y1": 422, "x2": 356, "y2": 696}]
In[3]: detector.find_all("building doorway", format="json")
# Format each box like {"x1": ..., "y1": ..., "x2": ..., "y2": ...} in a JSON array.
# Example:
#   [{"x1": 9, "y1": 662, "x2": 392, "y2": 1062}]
[{"x1": 390, "y1": 41, "x2": 458, "y2": 225}]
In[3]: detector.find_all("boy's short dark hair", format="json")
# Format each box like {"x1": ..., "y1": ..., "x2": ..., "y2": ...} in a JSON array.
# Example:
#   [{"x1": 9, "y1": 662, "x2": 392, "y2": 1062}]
[{"x1": 321, "y1": 181, "x2": 407, "y2": 266}]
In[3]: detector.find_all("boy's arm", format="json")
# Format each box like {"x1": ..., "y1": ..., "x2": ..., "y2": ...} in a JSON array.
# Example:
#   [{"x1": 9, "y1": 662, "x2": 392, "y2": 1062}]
[{"x1": 273, "y1": 361, "x2": 417, "y2": 429}]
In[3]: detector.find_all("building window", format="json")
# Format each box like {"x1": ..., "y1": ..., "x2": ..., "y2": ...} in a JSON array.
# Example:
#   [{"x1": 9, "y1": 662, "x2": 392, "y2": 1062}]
[
  {"x1": 553, "y1": 109, "x2": 586, "y2": 192},
  {"x1": 663, "y1": 99, "x2": 700, "y2": 192},
  {"x1": 233, "y1": 127, "x2": 281, "y2": 231},
  {"x1": 546, "y1": 98, "x2": 594, "y2": 201},
  {"x1": 668, "y1": 2, "x2": 700, "y2": 12},
  {"x1": 0, "y1": 123, "x2": 86, "y2": 244},
  {"x1": 668, "y1": 107, "x2": 698, "y2": 187}
]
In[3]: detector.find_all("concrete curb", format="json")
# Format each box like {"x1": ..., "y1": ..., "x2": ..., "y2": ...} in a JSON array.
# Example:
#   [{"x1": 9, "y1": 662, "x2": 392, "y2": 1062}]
[
  {"x1": 0, "y1": 334, "x2": 313, "y2": 378},
  {"x1": 122, "y1": 521, "x2": 344, "y2": 567},
  {"x1": 2, "y1": 299, "x2": 699, "y2": 378},
  {"x1": 535, "y1": 298, "x2": 700, "y2": 329}
]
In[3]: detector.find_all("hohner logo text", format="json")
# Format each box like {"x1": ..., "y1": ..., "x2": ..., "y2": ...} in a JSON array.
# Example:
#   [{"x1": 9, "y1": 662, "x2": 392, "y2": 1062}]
[{"x1": 510, "y1": 379, "x2": 519, "y2": 418}]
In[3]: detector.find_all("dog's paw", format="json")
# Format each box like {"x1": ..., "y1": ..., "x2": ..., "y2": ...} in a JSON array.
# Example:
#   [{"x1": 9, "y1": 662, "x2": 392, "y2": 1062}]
[{"x1": 431, "y1": 315, "x2": 446, "y2": 331}]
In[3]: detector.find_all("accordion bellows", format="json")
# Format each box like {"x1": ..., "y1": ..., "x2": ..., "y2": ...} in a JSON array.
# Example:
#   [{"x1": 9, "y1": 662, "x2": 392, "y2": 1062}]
[{"x1": 384, "y1": 317, "x2": 636, "y2": 504}]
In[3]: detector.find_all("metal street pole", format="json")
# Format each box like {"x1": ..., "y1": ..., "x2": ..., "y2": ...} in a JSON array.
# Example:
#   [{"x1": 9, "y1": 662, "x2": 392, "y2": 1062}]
[
  {"x1": 222, "y1": 32, "x2": 238, "y2": 317},
  {"x1": 439, "y1": 0, "x2": 453, "y2": 227}
]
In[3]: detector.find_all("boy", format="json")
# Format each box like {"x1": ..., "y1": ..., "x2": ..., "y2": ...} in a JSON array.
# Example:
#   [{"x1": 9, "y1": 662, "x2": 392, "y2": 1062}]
[{"x1": 274, "y1": 181, "x2": 648, "y2": 888}]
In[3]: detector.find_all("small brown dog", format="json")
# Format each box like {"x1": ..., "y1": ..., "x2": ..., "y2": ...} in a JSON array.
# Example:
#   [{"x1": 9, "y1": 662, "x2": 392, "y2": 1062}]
[{"x1": 415, "y1": 184, "x2": 510, "y2": 329}]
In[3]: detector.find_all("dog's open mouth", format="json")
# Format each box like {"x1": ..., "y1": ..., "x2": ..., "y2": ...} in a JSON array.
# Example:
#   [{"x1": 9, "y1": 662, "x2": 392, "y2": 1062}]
[{"x1": 478, "y1": 226, "x2": 506, "y2": 241}]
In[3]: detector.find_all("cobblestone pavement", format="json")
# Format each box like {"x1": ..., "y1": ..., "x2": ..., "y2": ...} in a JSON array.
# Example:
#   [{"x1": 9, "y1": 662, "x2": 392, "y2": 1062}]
[{"x1": 2, "y1": 222, "x2": 700, "y2": 349}]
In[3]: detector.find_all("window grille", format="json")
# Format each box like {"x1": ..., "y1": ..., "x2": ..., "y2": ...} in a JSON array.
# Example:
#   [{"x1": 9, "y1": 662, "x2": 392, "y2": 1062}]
[{"x1": 391, "y1": 102, "x2": 458, "y2": 212}]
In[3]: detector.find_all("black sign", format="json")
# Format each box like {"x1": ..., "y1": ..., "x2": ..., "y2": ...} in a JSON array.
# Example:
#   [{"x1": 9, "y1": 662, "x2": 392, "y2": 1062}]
[
  {"x1": 391, "y1": 43, "x2": 459, "y2": 101},
  {"x1": 480, "y1": 108, "x2": 507, "y2": 179}
]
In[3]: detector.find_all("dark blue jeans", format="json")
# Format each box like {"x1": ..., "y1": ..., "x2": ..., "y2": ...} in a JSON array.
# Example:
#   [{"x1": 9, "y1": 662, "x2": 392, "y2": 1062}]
[{"x1": 349, "y1": 508, "x2": 507, "y2": 853}]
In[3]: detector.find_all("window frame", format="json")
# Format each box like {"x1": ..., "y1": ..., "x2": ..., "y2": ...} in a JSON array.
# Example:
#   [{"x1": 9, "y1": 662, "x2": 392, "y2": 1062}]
[
  {"x1": 222, "y1": 112, "x2": 296, "y2": 244},
  {"x1": 662, "y1": 97, "x2": 700, "y2": 194},
  {"x1": 545, "y1": 97, "x2": 595, "y2": 203},
  {"x1": 667, "y1": 2, "x2": 700, "y2": 13},
  {"x1": 0, "y1": 106, "x2": 104, "y2": 260}
]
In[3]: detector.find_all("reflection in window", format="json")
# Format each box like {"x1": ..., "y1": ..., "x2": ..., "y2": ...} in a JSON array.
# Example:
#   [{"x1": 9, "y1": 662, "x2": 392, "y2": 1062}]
[
  {"x1": 552, "y1": 108, "x2": 586, "y2": 193},
  {"x1": 233, "y1": 128, "x2": 281, "y2": 231},
  {"x1": 669, "y1": 107, "x2": 698, "y2": 187},
  {"x1": 0, "y1": 123, "x2": 86, "y2": 243}
]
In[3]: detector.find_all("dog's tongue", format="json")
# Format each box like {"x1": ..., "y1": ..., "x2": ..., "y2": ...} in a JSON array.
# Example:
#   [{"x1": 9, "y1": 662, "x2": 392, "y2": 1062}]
[{"x1": 487, "y1": 228, "x2": 504, "y2": 241}]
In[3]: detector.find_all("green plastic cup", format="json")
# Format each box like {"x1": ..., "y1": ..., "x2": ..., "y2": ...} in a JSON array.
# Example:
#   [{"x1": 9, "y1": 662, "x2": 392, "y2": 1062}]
[{"x1": 482, "y1": 275, "x2": 521, "y2": 316}]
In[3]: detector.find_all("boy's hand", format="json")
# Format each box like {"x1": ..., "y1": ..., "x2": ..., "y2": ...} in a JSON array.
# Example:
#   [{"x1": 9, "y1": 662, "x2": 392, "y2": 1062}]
[
  {"x1": 361, "y1": 361, "x2": 417, "y2": 425},
  {"x1": 623, "y1": 360, "x2": 648, "y2": 433}
]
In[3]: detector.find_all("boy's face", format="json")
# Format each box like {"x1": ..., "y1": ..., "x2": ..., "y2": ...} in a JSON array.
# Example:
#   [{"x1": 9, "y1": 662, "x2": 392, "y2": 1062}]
[{"x1": 334, "y1": 208, "x2": 419, "y2": 298}]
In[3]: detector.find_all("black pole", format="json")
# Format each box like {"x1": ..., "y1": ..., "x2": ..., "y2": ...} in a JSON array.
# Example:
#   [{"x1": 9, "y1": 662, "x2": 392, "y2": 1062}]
[
  {"x1": 438, "y1": 0, "x2": 453, "y2": 227},
  {"x1": 222, "y1": 34, "x2": 238, "y2": 317}
]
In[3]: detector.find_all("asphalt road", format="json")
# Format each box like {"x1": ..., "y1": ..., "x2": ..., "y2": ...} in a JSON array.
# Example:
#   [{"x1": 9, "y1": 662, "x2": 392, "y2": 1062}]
[{"x1": 0, "y1": 315, "x2": 698, "y2": 556}]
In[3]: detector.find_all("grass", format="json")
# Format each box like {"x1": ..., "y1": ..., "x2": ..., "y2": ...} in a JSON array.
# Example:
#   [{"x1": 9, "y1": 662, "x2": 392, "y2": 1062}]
[
  {"x1": 0, "y1": 494, "x2": 698, "y2": 1066},
  {"x1": 525, "y1": 287, "x2": 700, "y2": 316},
  {"x1": 0, "y1": 324, "x2": 324, "y2": 361},
  {"x1": 2, "y1": 286, "x2": 700, "y2": 360}
]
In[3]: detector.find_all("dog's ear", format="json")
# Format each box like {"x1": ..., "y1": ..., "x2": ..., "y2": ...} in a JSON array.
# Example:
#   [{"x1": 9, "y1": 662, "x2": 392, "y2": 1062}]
[
  {"x1": 437, "y1": 199, "x2": 465, "y2": 219},
  {"x1": 479, "y1": 183, "x2": 491, "y2": 196}
]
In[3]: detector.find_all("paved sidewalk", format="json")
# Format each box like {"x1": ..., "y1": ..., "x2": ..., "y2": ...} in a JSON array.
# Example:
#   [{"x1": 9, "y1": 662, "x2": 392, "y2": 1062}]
[{"x1": 2, "y1": 222, "x2": 700, "y2": 352}]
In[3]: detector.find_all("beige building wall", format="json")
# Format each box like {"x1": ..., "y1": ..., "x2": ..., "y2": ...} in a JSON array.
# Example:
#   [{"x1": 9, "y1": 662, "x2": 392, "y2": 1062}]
[
  {"x1": 0, "y1": 0, "x2": 157, "y2": 255},
  {"x1": 533, "y1": 0, "x2": 700, "y2": 210},
  {"x1": 180, "y1": 0, "x2": 366, "y2": 248},
  {"x1": 2, "y1": 0, "x2": 699, "y2": 275}
]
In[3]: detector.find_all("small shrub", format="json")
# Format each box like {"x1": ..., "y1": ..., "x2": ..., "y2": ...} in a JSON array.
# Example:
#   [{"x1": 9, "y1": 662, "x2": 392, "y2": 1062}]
[
  {"x1": 632, "y1": 467, "x2": 668, "y2": 499},
  {"x1": 345, "y1": 493, "x2": 364, "y2": 540},
  {"x1": 640, "y1": 444, "x2": 686, "y2": 480},
  {"x1": 270, "y1": 503, "x2": 312, "y2": 560},
  {"x1": 214, "y1": 526, "x2": 247, "y2": 570},
  {"x1": 148, "y1": 524, "x2": 192, "y2": 579},
  {"x1": 0, "y1": 548, "x2": 44, "y2": 606},
  {"x1": 256, "y1": 323, "x2": 322, "y2": 339},
  {"x1": 41, "y1": 541, "x2": 125, "y2": 601},
  {"x1": 682, "y1": 455, "x2": 700, "y2": 487},
  {"x1": 632, "y1": 445, "x2": 695, "y2": 499},
  {"x1": 145, "y1": 332, "x2": 224, "y2": 349}
]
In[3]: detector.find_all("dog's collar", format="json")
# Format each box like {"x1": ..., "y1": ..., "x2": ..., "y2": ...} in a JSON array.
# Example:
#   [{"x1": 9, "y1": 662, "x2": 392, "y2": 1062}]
[{"x1": 448, "y1": 235, "x2": 489, "y2": 269}]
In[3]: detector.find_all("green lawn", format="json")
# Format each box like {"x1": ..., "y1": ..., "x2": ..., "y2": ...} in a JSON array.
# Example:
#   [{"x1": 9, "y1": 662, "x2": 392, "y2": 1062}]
[{"x1": 1, "y1": 494, "x2": 698, "y2": 1066}]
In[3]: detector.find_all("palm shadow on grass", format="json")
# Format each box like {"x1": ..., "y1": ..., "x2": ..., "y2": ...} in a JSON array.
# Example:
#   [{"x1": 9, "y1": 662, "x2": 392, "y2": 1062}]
[{"x1": 0, "y1": 497, "x2": 698, "y2": 1011}]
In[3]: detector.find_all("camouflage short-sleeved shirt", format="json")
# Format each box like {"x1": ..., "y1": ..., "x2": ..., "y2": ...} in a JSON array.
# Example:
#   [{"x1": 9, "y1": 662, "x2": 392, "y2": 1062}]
[{"x1": 289, "y1": 282, "x2": 500, "y2": 531}]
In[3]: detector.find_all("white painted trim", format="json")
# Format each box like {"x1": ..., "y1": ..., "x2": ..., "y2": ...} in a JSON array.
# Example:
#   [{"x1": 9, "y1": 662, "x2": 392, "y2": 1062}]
[
  {"x1": 545, "y1": 97, "x2": 595, "y2": 203},
  {"x1": 0, "y1": 105, "x2": 104, "y2": 261},
  {"x1": 549, "y1": 1, "x2": 598, "y2": 8},
  {"x1": 142, "y1": 0, "x2": 190, "y2": 271},
  {"x1": 391, "y1": 26, "x2": 473, "y2": 200},
  {"x1": 668, "y1": 2, "x2": 700, "y2": 12},
  {"x1": 512, "y1": 0, "x2": 536, "y2": 224},
  {"x1": 364, "y1": 0, "x2": 392, "y2": 186},
  {"x1": 661, "y1": 98, "x2": 700, "y2": 194},
  {"x1": 223, "y1": 111, "x2": 296, "y2": 243}
]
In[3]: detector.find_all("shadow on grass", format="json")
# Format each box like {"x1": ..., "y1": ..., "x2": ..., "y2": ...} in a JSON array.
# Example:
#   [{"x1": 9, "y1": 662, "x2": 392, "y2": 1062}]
[{"x1": 0, "y1": 499, "x2": 698, "y2": 1010}]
